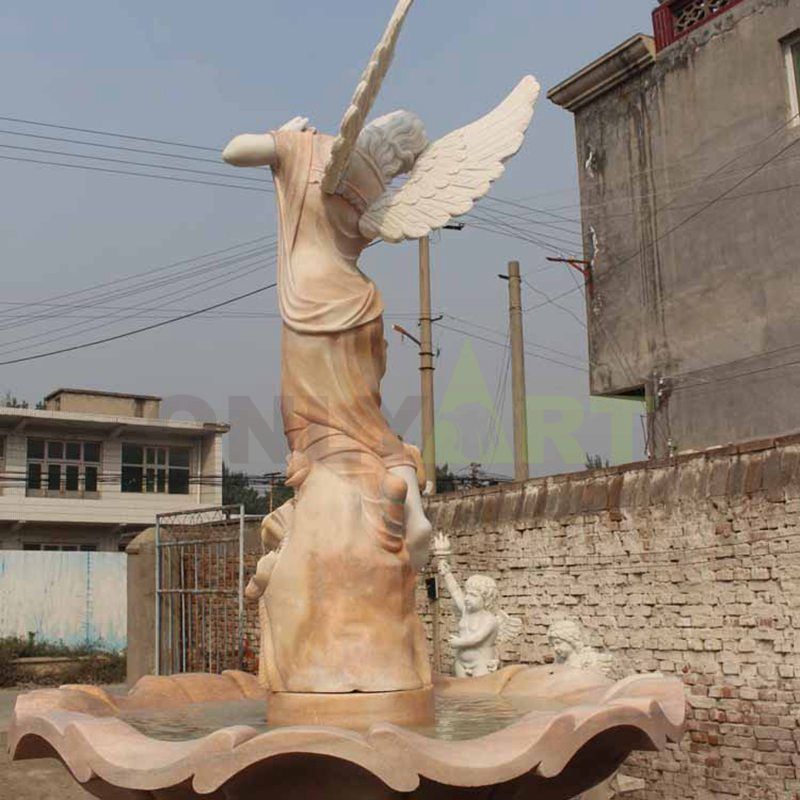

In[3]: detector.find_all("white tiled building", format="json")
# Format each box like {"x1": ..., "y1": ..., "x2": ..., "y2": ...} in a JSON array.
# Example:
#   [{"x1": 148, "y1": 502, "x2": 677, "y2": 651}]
[{"x1": 0, "y1": 389, "x2": 229, "y2": 551}]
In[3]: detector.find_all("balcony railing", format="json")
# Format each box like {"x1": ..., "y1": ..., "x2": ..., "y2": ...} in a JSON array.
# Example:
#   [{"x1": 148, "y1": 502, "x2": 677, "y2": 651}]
[{"x1": 652, "y1": 0, "x2": 747, "y2": 51}]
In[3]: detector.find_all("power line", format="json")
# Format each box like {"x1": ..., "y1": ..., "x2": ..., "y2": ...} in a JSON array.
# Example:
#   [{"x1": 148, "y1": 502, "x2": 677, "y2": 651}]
[
  {"x1": 0, "y1": 153, "x2": 268, "y2": 193},
  {"x1": 465, "y1": 216, "x2": 582, "y2": 258},
  {"x1": 468, "y1": 206, "x2": 584, "y2": 244},
  {"x1": 521, "y1": 278, "x2": 586, "y2": 329},
  {"x1": 486, "y1": 195, "x2": 581, "y2": 227},
  {"x1": 0, "y1": 235, "x2": 275, "y2": 322},
  {"x1": 442, "y1": 313, "x2": 586, "y2": 364},
  {"x1": 0, "y1": 256, "x2": 276, "y2": 356},
  {"x1": 436, "y1": 321, "x2": 587, "y2": 373},
  {"x1": 477, "y1": 200, "x2": 583, "y2": 237},
  {"x1": 0, "y1": 243, "x2": 276, "y2": 335},
  {"x1": 0, "y1": 142, "x2": 271, "y2": 185},
  {"x1": 0, "y1": 115, "x2": 220, "y2": 152},
  {"x1": 524, "y1": 285, "x2": 583, "y2": 310},
  {"x1": 0, "y1": 284, "x2": 277, "y2": 367},
  {"x1": 0, "y1": 302, "x2": 422, "y2": 321},
  {"x1": 0, "y1": 128, "x2": 232, "y2": 165},
  {"x1": 0, "y1": 242, "x2": 274, "y2": 326},
  {"x1": 672, "y1": 354, "x2": 800, "y2": 392}
]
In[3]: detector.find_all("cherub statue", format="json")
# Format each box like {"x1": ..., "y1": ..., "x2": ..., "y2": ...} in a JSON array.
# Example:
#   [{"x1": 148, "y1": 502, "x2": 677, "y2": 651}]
[
  {"x1": 224, "y1": 0, "x2": 539, "y2": 696},
  {"x1": 433, "y1": 533, "x2": 522, "y2": 678},
  {"x1": 547, "y1": 620, "x2": 613, "y2": 676}
]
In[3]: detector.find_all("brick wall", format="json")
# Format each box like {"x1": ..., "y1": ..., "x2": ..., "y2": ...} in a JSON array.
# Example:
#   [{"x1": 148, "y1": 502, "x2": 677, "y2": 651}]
[{"x1": 421, "y1": 436, "x2": 800, "y2": 800}]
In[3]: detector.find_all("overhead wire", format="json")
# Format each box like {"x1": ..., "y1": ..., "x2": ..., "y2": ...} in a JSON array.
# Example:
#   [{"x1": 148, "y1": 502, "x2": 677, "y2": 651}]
[
  {"x1": 466, "y1": 207, "x2": 583, "y2": 249},
  {"x1": 441, "y1": 313, "x2": 586, "y2": 365},
  {"x1": 0, "y1": 143, "x2": 271, "y2": 185},
  {"x1": 0, "y1": 242, "x2": 276, "y2": 330},
  {"x1": 0, "y1": 234, "x2": 275, "y2": 322},
  {"x1": 0, "y1": 128, "x2": 237, "y2": 165},
  {"x1": 0, "y1": 153, "x2": 268, "y2": 193},
  {"x1": 521, "y1": 278, "x2": 586, "y2": 329},
  {"x1": 0, "y1": 254, "x2": 277, "y2": 356},
  {"x1": 0, "y1": 115, "x2": 220, "y2": 152},
  {"x1": 0, "y1": 284, "x2": 278, "y2": 367},
  {"x1": 436, "y1": 321, "x2": 586, "y2": 373},
  {"x1": 0, "y1": 242, "x2": 276, "y2": 335}
]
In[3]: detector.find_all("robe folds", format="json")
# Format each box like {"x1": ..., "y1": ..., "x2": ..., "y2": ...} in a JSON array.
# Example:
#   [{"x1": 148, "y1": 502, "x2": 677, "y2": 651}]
[{"x1": 259, "y1": 130, "x2": 430, "y2": 694}]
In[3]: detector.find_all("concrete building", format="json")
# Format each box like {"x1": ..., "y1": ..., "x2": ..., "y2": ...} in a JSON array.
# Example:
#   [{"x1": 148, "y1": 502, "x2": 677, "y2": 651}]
[
  {"x1": 0, "y1": 388, "x2": 229, "y2": 551},
  {"x1": 549, "y1": 0, "x2": 800, "y2": 457}
]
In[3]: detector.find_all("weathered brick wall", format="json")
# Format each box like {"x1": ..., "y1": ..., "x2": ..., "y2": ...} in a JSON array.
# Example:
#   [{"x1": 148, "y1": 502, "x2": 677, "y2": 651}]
[{"x1": 421, "y1": 437, "x2": 800, "y2": 800}]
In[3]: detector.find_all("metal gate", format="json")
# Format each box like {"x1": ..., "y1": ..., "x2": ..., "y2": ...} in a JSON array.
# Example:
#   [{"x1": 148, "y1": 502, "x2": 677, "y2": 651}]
[{"x1": 155, "y1": 505, "x2": 245, "y2": 675}]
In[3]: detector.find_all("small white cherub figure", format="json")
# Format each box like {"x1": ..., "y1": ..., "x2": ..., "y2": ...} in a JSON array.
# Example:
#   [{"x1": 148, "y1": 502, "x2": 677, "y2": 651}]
[
  {"x1": 547, "y1": 620, "x2": 613, "y2": 676},
  {"x1": 433, "y1": 533, "x2": 522, "y2": 678}
]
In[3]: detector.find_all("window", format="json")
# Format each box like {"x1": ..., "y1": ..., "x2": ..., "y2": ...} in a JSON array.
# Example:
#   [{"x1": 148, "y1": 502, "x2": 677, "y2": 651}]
[
  {"x1": 23, "y1": 543, "x2": 97, "y2": 552},
  {"x1": 785, "y1": 34, "x2": 800, "y2": 125},
  {"x1": 121, "y1": 444, "x2": 191, "y2": 495},
  {"x1": 26, "y1": 438, "x2": 101, "y2": 497}
]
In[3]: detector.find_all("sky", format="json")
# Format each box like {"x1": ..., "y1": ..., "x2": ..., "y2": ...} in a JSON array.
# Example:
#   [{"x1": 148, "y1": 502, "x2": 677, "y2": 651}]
[{"x1": 0, "y1": 0, "x2": 655, "y2": 479}]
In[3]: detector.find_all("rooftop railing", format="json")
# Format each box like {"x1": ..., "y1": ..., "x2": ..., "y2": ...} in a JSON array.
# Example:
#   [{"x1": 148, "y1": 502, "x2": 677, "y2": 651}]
[{"x1": 652, "y1": 0, "x2": 747, "y2": 51}]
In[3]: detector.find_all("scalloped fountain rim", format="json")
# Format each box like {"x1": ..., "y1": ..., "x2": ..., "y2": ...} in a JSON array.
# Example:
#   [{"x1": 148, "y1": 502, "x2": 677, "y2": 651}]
[{"x1": 9, "y1": 666, "x2": 686, "y2": 795}]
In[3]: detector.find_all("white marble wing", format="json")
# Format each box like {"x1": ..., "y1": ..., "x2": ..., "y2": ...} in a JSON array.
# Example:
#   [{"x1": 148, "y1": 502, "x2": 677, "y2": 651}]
[
  {"x1": 497, "y1": 611, "x2": 523, "y2": 644},
  {"x1": 321, "y1": 0, "x2": 415, "y2": 194},
  {"x1": 359, "y1": 76, "x2": 540, "y2": 243}
]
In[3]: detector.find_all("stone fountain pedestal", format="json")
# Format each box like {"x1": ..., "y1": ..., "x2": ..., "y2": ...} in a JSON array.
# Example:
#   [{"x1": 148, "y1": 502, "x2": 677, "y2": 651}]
[{"x1": 9, "y1": 666, "x2": 685, "y2": 800}]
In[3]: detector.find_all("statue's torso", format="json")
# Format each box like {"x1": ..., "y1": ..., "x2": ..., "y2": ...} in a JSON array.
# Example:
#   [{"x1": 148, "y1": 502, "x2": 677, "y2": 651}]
[{"x1": 273, "y1": 131, "x2": 383, "y2": 334}]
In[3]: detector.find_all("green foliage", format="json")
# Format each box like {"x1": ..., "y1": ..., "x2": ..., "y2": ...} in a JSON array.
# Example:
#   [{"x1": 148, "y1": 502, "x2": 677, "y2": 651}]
[
  {"x1": 269, "y1": 484, "x2": 294, "y2": 510},
  {"x1": 2, "y1": 391, "x2": 29, "y2": 409},
  {"x1": 436, "y1": 463, "x2": 457, "y2": 494},
  {"x1": 0, "y1": 636, "x2": 126, "y2": 687},
  {"x1": 222, "y1": 464, "x2": 266, "y2": 515},
  {"x1": 585, "y1": 453, "x2": 610, "y2": 470},
  {"x1": 222, "y1": 464, "x2": 294, "y2": 515},
  {"x1": 1, "y1": 391, "x2": 45, "y2": 409}
]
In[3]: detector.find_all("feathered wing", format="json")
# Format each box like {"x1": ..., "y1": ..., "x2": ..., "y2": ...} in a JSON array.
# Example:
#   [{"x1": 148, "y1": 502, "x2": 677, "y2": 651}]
[
  {"x1": 497, "y1": 611, "x2": 523, "y2": 644},
  {"x1": 359, "y1": 76, "x2": 540, "y2": 243},
  {"x1": 321, "y1": 0, "x2": 415, "y2": 194}
]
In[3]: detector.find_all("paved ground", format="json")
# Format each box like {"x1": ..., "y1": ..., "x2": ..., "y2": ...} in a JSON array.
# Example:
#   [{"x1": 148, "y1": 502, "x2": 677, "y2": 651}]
[{"x1": 0, "y1": 686, "x2": 126, "y2": 800}]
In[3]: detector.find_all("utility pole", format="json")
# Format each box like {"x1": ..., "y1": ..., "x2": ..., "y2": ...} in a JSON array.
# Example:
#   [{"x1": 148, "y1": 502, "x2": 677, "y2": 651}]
[
  {"x1": 501, "y1": 261, "x2": 529, "y2": 482},
  {"x1": 419, "y1": 236, "x2": 437, "y2": 494}
]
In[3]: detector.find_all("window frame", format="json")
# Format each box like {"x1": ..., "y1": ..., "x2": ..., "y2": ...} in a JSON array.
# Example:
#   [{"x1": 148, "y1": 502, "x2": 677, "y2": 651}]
[
  {"x1": 23, "y1": 543, "x2": 97, "y2": 552},
  {"x1": 25, "y1": 437, "x2": 102, "y2": 499},
  {"x1": 783, "y1": 32, "x2": 800, "y2": 127},
  {"x1": 120, "y1": 443, "x2": 192, "y2": 496}
]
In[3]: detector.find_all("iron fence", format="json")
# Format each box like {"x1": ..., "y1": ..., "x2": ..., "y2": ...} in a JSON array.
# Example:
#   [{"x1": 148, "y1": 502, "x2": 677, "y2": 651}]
[{"x1": 155, "y1": 505, "x2": 245, "y2": 675}]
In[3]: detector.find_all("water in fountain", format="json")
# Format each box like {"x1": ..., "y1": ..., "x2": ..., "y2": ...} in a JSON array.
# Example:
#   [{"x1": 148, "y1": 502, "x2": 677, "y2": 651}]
[{"x1": 121, "y1": 693, "x2": 568, "y2": 742}]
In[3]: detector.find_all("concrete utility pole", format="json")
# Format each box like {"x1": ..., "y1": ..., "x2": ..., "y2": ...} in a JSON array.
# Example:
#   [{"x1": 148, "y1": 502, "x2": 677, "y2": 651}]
[
  {"x1": 504, "y1": 261, "x2": 529, "y2": 482},
  {"x1": 419, "y1": 236, "x2": 437, "y2": 494}
]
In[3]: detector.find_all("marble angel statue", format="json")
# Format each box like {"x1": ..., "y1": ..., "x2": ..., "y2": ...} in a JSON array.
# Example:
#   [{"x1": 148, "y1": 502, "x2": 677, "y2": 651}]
[
  {"x1": 433, "y1": 533, "x2": 523, "y2": 677},
  {"x1": 227, "y1": 0, "x2": 539, "y2": 696}
]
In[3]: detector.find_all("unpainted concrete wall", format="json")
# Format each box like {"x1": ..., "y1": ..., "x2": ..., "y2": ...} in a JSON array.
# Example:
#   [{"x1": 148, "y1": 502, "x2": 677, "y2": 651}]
[{"x1": 571, "y1": 0, "x2": 800, "y2": 455}]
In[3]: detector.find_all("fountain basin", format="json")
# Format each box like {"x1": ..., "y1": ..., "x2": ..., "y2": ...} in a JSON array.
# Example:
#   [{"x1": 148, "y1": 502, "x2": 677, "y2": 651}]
[{"x1": 9, "y1": 666, "x2": 685, "y2": 799}]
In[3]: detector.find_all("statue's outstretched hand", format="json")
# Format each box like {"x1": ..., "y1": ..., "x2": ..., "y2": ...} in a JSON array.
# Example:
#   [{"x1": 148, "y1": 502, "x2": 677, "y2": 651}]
[
  {"x1": 432, "y1": 531, "x2": 451, "y2": 557},
  {"x1": 437, "y1": 559, "x2": 451, "y2": 577},
  {"x1": 279, "y1": 116, "x2": 310, "y2": 132}
]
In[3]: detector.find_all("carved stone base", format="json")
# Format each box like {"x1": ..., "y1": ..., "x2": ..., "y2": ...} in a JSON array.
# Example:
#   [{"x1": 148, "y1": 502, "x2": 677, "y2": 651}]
[{"x1": 267, "y1": 686, "x2": 435, "y2": 729}]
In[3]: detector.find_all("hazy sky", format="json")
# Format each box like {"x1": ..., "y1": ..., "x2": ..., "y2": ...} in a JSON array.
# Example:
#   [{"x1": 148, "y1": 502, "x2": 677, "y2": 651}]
[{"x1": 0, "y1": 1, "x2": 654, "y2": 478}]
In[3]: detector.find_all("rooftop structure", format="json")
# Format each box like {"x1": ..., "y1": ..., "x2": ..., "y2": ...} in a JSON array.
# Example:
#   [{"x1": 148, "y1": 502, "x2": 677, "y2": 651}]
[{"x1": 0, "y1": 389, "x2": 229, "y2": 551}]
